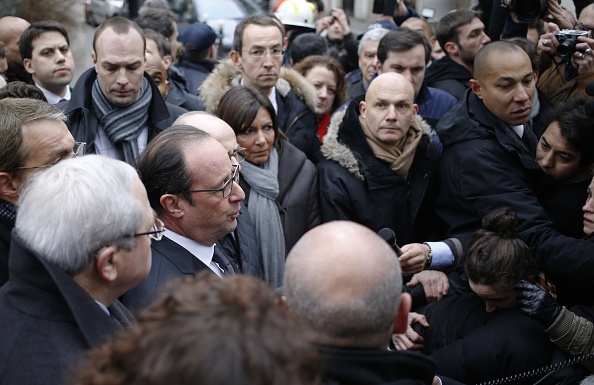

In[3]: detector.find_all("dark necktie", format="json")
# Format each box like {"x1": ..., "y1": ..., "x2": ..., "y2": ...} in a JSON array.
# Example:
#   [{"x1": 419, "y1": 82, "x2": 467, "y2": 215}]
[{"x1": 212, "y1": 246, "x2": 236, "y2": 276}]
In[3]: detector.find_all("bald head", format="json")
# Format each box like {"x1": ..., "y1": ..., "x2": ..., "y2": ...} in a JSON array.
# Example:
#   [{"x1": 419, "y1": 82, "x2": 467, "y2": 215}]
[
  {"x1": 173, "y1": 112, "x2": 240, "y2": 164},
  {"x1": 367, "y1": 72, "x2": 415, "y2": 103},
  {"x1": 284, "y1": 221, "x2": 404, "y2": 349},
  {"x1": 360, "y1": 72, "x2": 417, "y2": 146},
  {"x1": 0, "y1": 17, "x2": 30, "y2": 69},
  {"x1": 473, "y1": 41, "x2": 526, "y2": 82}
]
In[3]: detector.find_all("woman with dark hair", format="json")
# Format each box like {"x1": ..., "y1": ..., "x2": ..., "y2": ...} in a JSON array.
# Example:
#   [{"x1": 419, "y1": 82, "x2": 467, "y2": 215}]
[
  {"x1": 536, "y1": 96, "x2": 594, "y2": 239},
  {"x1": 294, "y1": 55, "x2": 345, "y2": 142},
  {"x1": 215, "y1": 86, "x2": 320, "y2": 288},
  {"x1": 394, "y1": 209, "x2": 555, "y2": 384}
]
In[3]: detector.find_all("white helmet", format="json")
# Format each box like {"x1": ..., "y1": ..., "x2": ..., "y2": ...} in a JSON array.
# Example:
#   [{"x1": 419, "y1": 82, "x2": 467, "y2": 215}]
[{"x1": 274, "y1": 0, "x2": 315, "y2": 30}]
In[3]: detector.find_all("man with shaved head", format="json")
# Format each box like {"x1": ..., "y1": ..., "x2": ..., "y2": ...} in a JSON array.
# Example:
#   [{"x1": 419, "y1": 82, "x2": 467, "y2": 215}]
[
  {"x1": 284, "y1": 220, "x2": 437, "y2": 384},
  {"x1": 0, "y1": 16, "x2": 31, "y2": 83},
  {"x1": 317, "y1": 72, "x2": 460, "y2": 279},
  {"x1": 170, "y1": 111, "x2": 262, "y2": 277},
  {"x1": 436, "y1": 40, "x2": 594, "y2": 299}
]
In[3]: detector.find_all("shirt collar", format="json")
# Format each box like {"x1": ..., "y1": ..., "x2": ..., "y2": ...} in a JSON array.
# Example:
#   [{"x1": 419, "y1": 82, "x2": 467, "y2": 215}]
[
  {"x1": 35, "y1": 83, "x2": 71, "y2": 105},
  {"x1": 163, "y1": 229, "x2": 215, "y2": 266}
]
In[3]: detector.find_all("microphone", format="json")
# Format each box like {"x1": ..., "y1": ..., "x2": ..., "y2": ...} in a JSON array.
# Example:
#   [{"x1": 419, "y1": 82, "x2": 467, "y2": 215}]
[{"x1": 378, "y1": 228, "x2": 403, "y2": 257}]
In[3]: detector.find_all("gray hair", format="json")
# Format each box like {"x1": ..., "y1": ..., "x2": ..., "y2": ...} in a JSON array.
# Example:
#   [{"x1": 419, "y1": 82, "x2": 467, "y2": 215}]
[
  {"x1": 0, "y1": 98, "x2": 66, "y2": 175},
  {"x1": 358, "y1": 27, "x2": 389, "y2": 56},
  {"x1": 15, "y1": 155, "x2": 145, "y2": 275}
]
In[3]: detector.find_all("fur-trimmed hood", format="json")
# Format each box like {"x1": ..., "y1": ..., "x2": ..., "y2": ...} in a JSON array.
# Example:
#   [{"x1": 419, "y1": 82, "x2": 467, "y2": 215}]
[
  {"x1": 198, "y1": 59, "x2": 318, "y2": 113},
  {"x1": 321, "y1": 102, "x2": 433, "y2": 181}
]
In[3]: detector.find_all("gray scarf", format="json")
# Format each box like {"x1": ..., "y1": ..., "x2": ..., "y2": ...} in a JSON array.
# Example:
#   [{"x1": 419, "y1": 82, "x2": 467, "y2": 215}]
[
  {"x1": 240, "y1": 148, "x2": 286, "y2": 288},
  {"x1": 92, "y1": 77, "x2": 151, "y2": 165}
]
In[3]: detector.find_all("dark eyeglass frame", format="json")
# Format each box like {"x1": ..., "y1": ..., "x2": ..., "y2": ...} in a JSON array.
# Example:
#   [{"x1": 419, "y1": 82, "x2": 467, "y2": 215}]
[
  {"x1": 5, "y1": 142, "x2": 86, "y2": 171},
  {"x1": 179, "y1": 164, "x2": 240, "y2": 199},
  {"x1": 133, "y1": 217, "x2": 166, "y2": 241}
]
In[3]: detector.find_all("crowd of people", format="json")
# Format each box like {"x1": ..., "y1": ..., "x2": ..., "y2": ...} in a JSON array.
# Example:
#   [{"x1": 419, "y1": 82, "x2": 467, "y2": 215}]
[{"x1": 2, "y1": 0, "x2": 594, "y2": 383}]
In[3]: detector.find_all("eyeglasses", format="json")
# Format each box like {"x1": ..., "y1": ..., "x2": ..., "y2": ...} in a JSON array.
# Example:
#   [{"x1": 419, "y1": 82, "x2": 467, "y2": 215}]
[
  {"x1": 244, "y1": 48, "x2": 285, "y2": 59},
  {"x1": 574, "y1": 22, "x2": 594, "y2": 34},
  {"x1": 7, "y1": 142, "x2": 86, "y2": 171},
  {"x1": 133, "y1": 217, "x2": 166, "y2": 241},
  {"x1": 231, "y1": 147, "x2": 246, "y2": 163},
  {"x1": 179, "y1": 164, "x2": 240, "y2": 199}
]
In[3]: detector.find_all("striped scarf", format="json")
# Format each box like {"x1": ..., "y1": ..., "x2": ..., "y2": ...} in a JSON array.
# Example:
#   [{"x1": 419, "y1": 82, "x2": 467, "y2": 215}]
[{"x1": 92, "y1": 78, "x2": 151, "y2": 165}]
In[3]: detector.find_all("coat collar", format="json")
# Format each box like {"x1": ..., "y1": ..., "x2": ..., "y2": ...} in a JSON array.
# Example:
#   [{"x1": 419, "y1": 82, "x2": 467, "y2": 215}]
[{"x1": 198, "y1": 59, "x2": 317, "y2": 113}]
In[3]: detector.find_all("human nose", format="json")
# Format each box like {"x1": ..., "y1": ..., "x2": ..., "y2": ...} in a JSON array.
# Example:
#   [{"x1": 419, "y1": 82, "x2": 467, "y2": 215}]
[
  {"x1": 485, "y1": 302, "x2": 497, "y2": 313},
  {"x1": 254, "y1": 129, "x2": 266, "y2": 145},
  {"x1": 513, "y1": 84, "x2": 529, "y2": 102},
  {"x1": 540, "y1": 152, "x2": 554, "y2": 168},
  {"x1": 482, "y1": 31, "x2": 491, "y2": 44},
  {"x1": 584, "y1": 195, "x2": 594, "y2": 213},
  {"x1": 229, "y1": 180, "x2": 245, "y2": 202},
  {"x1": 386, "y1": 105, "x2": 397, "y2": 121},
  {"x1": 116, "y1": 68, "x2": 129, "y2": 86},
  {"x1": 318, "y1": 86, "x2": 327, "y2": 100}
]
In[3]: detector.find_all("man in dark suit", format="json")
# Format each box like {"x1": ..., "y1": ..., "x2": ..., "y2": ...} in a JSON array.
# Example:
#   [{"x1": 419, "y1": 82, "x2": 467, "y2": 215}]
[
  {"x1": 172, "y1": 112, "x2": 262, "y2": 277},
  {"x1": 0, "y1": 155, "x2": 156, "y2": 385},
  {"x1": 121, "y1": 125, "x2": 245, "y2": 310}
]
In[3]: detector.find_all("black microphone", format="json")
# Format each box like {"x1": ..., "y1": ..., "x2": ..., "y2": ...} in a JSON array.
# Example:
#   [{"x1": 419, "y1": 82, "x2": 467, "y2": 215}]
[{"x1": 378, "y1": 228, "x2": 403, "y2": 257}]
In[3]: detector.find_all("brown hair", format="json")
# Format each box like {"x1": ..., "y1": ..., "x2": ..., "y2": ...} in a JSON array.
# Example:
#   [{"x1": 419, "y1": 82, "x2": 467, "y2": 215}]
[
  {"x1": 215, "y1": 86, "x2": 282, "y2": 147},
  {"x1": 294, "y1": 55, "x2": 346, "y2": 113},
  {"x1": 72, "y1": 274, "x2": 322, "y2": 385},
  {"x1": 464, "y1": 208, "x2": 539, "y2": 290}
]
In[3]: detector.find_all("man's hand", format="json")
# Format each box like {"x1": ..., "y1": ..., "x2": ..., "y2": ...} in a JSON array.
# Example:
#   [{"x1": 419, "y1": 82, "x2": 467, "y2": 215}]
[
  {"x1": 399, "y1": 243, "x2": 430, "y2": 276},
  {"x1": 514, "y1": 280, "x2": 562, "y2": 328},
  {"x1": 573, "y1": 35, "x2": 594, "y2": 75},
  {"x1": 537, "y1": 22, "x2": 561, "y2": 59},
  {"x1": 330, "y1": 8, "x2": 350, "y2": 36},
  {"x1": 392, "y1": 312, "x2": 429, "y2": 350},
  {"x1": 544, "y1": 0, "x2": 575, "y2": 29},
  {"x1": 406, "y1": 270, "x2": 449, "y2": 302}
]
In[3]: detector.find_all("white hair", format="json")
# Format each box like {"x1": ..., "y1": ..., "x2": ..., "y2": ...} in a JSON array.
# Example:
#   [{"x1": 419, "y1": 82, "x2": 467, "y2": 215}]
[
  {"x1": 16, "y1": 155, "x2": 145, "y2": 275},
  {"x1": 358, "y1": 27, "x2": 390, "y2": 56}
]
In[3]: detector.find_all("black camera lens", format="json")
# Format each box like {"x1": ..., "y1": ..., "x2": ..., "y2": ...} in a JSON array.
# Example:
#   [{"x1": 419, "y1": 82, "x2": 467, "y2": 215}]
[{"x1": 557, "y1": 39, "x2": 577, "y2": 57}]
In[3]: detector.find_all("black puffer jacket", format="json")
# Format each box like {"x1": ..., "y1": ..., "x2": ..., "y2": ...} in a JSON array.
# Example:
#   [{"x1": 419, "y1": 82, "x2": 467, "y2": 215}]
[
  {"x1": 436, "y1": 89, "x2": 594, "y2": 286},
  {"x1": 317, "y1": 97, "x2": 442, "y2": 245}
]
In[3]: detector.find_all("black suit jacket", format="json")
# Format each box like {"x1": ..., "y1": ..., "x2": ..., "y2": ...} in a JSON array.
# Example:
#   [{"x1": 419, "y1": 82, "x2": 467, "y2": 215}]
[
  {"x1": 120, "y1": 236, "x2": 213, "y2": 311},
  {"x1": 0, "y1": 232, "x2": 131, "y2": 385}
]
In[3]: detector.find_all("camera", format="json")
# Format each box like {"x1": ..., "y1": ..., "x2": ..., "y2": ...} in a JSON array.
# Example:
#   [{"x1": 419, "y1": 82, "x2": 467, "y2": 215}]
[
  {"x1": 553, "y1": 30, "x2": 589, "y2": 57},
  {"x1": 500, "y1": 0, "x2": 547, "y2": 23}
]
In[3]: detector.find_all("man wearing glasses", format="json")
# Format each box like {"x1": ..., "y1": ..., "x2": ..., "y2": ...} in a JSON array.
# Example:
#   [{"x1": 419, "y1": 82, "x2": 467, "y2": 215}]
[
  {"x1": 172, "y1": 112, "x2": 263, "y2": 278},
  {"x1": 0, "y1": 97, "x2": 80, "y2": 287},
  {"x1": 121, "y1": 126, "x2": 245, "y2": 310},
  {"x1": 199, "y1": 14, "x2": 321, "y2": 163},
  {"x1": 537, "y1": 3, "x2": 594, "y2": 103},
  {"x1": 0, "y1": 155, "x2": 159, "y2": 385}
]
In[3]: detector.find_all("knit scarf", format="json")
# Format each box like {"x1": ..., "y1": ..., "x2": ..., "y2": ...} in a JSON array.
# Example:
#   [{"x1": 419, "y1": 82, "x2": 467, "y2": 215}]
[
  {"x1": 360, "y1": 115, "x2": 422, "y2": 180},
  {"x1": 240, "y1": 148, "x2": 286, "y2": 288},
  {"x1": 91, "y1": 78, "x2": 151, "y2": 165}
]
